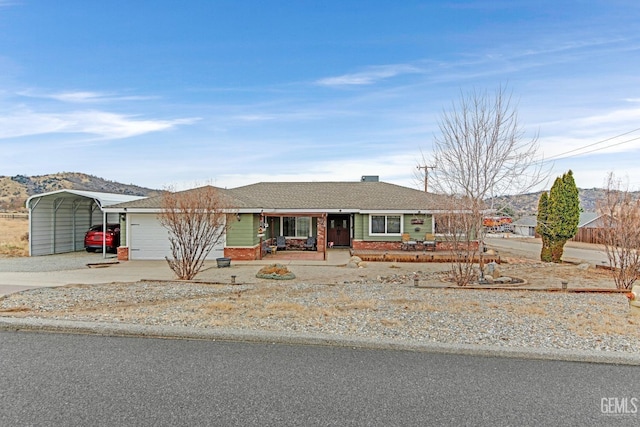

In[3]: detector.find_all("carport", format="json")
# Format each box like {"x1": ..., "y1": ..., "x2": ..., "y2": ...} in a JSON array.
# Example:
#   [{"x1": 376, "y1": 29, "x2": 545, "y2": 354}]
[{"x1": 26, "y1": 190, "x2": 145, "y2": 256}]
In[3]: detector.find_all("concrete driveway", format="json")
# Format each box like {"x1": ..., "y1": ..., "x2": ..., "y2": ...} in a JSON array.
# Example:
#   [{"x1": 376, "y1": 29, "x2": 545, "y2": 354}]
[{"x1": 0, "y1": 253, "x2": 177, "y2": 296}]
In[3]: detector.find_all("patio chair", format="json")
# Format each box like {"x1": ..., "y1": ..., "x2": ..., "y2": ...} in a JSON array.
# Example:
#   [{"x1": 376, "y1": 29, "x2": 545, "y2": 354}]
[
  {"x1": 423, "y1": 233, "x2": 436, "y2": 252},
  {"x1": 262, "y1": 242, "x2": 273, "y2": 255},
  {"x1": 303, "y1": 236, "x2": 317, "y2": 250},
  {"x1": 401, "y1": 233, "x2": 417, "y2": 251},
  {"x1": 276, "y1": 235, "x2": 287, "y2": 251}
]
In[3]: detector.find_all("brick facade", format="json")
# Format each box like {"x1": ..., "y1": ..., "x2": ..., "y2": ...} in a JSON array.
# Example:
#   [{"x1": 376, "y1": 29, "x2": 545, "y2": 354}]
[
  {"x1": 352, "y1": 240, "x2": 405, "y2": 251},
  {"x1": 117, "y1": 246, "x2": 129, "y2": 261},
  {"x1": 352, "y1": 240, "x2": 479, "y2": 252},
  {"x1": 316, "y1": 215, "x2": 326, "y2": 256},
  {"x1": 437, "y1": 240, "x2": 480, "y2": 251},
  {"x1": 224, "y1": 246, "x2": 260, "y2": 261}
]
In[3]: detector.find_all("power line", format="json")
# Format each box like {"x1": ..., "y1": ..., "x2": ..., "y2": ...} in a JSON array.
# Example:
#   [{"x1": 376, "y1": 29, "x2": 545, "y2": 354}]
[
  {"x1": 535, "y1": 127, "x2": 640, "y2": 165},
  {"x1": 559, "y1": 135, "x2": 640, "y2": 159}
]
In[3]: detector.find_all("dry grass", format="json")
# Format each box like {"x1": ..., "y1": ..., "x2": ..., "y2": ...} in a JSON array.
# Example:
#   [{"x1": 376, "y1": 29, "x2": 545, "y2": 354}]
[
  {"x1": 568, "y1": 312, "x2": 639, "y2": 337},
  {"x1": 0, "y1": 217, "x2": 29, "y2": 257},
  {"x1": 0, "y1": 306, "x2": 31, "y2": 313},
  {"x1": 201, "y1": 300, "x2": 241, "y2": 313},
  {"x1": 3, "y1": 280, "x2": 639, "y2": 351}
]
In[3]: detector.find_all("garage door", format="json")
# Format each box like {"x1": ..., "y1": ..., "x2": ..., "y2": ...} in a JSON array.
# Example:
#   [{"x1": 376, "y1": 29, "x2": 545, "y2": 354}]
[{"x1": 128, "y1": 214, "x2": 225, "y2": 260}]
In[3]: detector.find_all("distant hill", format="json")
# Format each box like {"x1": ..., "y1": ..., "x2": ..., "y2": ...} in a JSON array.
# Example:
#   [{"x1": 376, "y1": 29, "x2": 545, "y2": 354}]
[
  {"x1": 0, "y1": 172, "x2": 162, "y2": 212},
  {"x1": 489, "y1": 188, "x2": 640, "y2": 218},
  {"x1": 3, "y1": 173, "x2": 637, "y2": 217}
]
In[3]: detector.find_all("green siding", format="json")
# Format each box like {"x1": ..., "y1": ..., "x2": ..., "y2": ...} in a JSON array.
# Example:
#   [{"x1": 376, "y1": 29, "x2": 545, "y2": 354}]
[
  {"x1": 354, "y1": 214, "x2": 365, "y2": 240},
  {"x1": 226, "y1": 213, "x2": 260, "y2": 246},
  {"x1": 358, "y1": 214, "x2": 433, "y2": 241},
  {"x1": 403, "y1": 215, "x2": 433, "y2": 241}
]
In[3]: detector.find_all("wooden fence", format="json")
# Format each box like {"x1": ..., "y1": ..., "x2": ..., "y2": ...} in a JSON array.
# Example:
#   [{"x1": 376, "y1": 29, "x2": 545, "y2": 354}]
[
  {"x1": 0, "y1": 213, "x2": 28, "y2": 219},
  {"x1": 571, "y1": 227, "x2": 605, "y2": 244}
]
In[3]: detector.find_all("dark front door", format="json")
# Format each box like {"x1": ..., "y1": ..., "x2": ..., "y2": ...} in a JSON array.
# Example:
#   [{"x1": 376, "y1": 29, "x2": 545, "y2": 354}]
[{"x1": 327, "y1": 214, "x2": 351, "y2": 247}]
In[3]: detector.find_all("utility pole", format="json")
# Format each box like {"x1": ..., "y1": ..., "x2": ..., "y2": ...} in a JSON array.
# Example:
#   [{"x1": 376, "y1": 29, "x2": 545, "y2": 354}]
[{"x1": 416, "y1": 165, "x2": 436, "y2": 192}]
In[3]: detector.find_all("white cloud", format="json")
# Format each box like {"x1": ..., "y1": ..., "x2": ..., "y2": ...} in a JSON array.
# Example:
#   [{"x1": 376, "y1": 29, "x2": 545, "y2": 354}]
[
  {"x1": 315, "y1": 64, "x2": 422, "y2": 87},
  {"x1": 18, "y1": 90, "x2": 158, "y2": 103},
  {"x1": 0, "y1": 109, "x2": 199, "y2": 139}
]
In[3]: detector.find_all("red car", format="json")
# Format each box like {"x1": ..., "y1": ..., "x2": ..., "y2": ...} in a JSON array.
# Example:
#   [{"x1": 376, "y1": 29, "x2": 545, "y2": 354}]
[{"x1": 84, "y1": 224, "x2": 121, "y2": 253}]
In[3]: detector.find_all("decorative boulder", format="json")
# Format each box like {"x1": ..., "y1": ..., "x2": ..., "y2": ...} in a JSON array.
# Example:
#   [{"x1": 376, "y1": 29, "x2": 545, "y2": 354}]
[
  {"x1": 484, "y1": 261, "x2": 501, "y2": 279},
  {"x1": 347, "y1": 256, "x2": 364, "y2": 268}
]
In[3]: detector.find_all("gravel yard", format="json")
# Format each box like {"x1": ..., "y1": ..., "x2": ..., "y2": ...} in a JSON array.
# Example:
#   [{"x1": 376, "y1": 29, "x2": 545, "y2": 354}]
[{"x1": 1, "y1": 252, "x2": 638, "y2": 356}]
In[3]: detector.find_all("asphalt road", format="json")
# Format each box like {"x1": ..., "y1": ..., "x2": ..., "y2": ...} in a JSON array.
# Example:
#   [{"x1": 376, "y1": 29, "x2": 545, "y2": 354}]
[
  {"x1": 485, "y1": 235, "x2": 610, "y2": 266},
  {"x1": 1, "y1": 332, "x2": 639, "y2": 426}
]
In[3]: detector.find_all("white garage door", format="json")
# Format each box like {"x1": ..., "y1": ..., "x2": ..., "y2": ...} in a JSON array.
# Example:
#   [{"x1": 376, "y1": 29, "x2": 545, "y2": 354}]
[{"x1": 128, "y1": 214, "x2": 225, "y2": 260}]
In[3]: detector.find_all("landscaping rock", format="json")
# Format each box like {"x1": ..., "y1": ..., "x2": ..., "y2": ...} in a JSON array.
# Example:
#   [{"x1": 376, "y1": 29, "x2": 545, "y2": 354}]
[{"x1": 484, "y1": 262, "x2": 502, "y2": 279}]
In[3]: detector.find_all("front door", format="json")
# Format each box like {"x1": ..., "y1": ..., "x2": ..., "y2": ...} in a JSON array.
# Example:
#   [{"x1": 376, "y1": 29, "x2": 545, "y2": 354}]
[{"x1": 327, "y1": 214, "x2": 351, "y2": 247}]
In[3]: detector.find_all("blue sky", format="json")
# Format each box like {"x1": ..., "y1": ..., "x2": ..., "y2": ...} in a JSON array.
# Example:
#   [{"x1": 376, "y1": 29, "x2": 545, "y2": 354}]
[{"x1": 1, "y1": 0, "x2": 639, "y2": 192}]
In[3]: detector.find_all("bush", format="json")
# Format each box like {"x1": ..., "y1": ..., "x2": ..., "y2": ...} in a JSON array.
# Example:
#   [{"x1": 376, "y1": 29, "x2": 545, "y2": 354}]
[{"x1": 256, "y1": 264, "x2": 296, "y2": 280}]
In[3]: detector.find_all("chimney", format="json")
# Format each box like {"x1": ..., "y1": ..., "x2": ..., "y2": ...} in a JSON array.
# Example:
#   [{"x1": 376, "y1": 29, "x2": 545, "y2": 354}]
[{"x1": 361, "y1": 175, "x2": 379, "y2": 182}]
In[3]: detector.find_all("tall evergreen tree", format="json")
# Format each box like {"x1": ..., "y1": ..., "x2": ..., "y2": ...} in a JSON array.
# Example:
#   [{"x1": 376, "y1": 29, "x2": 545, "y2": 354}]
[
  {"x1": 537, "y1": 170, "x2": 580, "y2": 263},
  {"x1": 536, "y1": 191, "x2": 552, "y2": 262}
]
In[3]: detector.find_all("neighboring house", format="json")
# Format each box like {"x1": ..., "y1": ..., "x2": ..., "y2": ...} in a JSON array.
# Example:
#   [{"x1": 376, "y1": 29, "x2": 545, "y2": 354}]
[
  {"x1": 512, "y1": 215, "x2": 538, "y2": 237},
  {"x1": 512, "y1": 212, "x2": 604, "y2": 238},
  {"x1": 576, "y1": 212, "x2": 605, "y2": 229},
  {"x1": 103, "y1": 177, "x2": 453, "y2": 261}
]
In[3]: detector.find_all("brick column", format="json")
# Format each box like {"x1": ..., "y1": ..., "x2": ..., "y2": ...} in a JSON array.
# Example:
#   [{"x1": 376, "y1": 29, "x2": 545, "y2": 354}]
[
  {"x1": 117, "y1": 247, "x2": 129, "y2": 261},
  {"x1": 317, "y1": 214, "x2": 326, "y2": 257}
]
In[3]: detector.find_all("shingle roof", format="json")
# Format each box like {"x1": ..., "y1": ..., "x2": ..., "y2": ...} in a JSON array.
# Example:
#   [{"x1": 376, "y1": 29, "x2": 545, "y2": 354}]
[
  {"x1": 578, "y1": 212, "x2": 600, "y2": 227},
  {"x1": 512, "y1": 215, "x2": 537, "y2": 227},
  {"x1": 109, "y1": 181, "x2": 451, "y2": 212},
  {"x1": 513, "y1": 212, "x2": 601, "y2": 228}
]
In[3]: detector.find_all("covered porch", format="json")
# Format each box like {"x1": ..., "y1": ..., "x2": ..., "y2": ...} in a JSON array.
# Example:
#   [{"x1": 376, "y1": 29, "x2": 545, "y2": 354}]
[{"x1": 260, "y1": 212, "x2": 329, "y2": 260}]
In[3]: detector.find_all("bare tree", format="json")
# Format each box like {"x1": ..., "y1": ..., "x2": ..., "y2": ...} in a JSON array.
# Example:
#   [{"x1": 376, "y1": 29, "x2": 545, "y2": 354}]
[
  {"x1": 436, "y1": 198, "x2": 480, "y2": 286},
  {"x1": 427, "y1": 86, "x2": 547, "y2": 285},
  {"x1": 158, "y1": 186, "x2": 235, "y2": 280},
  {"x1": 597, "y1": 173, "x2": 640, "y2": 290}
]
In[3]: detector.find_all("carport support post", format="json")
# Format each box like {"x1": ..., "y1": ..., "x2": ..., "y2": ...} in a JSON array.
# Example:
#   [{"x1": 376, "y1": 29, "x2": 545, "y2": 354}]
[
  {"x1": 28, "y1": 197, "x2": 41, "y2": 257},
  {"x1": 102, "y1": 211, "x2": 107, "y2": 259}
]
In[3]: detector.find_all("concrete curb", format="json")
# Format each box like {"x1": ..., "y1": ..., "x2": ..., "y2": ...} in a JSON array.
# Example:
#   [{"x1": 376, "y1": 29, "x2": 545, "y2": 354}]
[{"x1": 1, "y1": 317, "x2": 639, "y2": 366}]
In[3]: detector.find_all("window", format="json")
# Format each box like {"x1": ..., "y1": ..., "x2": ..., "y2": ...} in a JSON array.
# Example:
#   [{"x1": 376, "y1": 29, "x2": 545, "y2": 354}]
[
  {"x1": 282, "y1": 216, "x2": 311, "y2": 237},
  {"x1": 370, "y1": 215, "x2": 402, "y2": 235}
]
